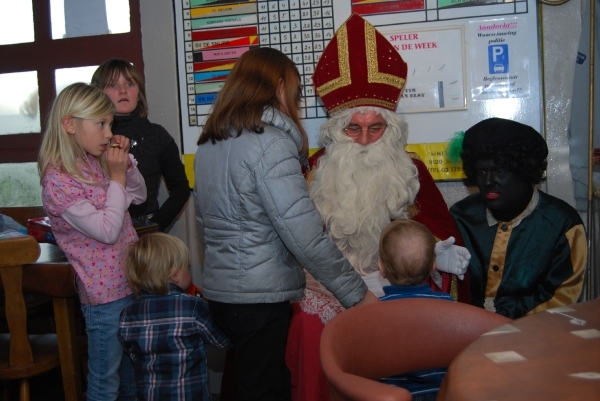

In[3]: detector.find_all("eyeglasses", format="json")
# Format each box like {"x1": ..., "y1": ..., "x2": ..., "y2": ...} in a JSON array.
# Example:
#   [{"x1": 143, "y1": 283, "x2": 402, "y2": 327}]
[{"x1": 343, "y1": 124, "x2": 387, "y2": 137}]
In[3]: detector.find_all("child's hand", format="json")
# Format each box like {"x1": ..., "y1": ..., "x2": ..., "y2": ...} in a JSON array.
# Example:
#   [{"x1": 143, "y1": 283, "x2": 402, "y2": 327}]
[
  {"x1": 106, "y1": 143, "x2": 129, "y2": 187},
  {"x1": 110, "y1": 135, "x2": 131, "y2": 152}
]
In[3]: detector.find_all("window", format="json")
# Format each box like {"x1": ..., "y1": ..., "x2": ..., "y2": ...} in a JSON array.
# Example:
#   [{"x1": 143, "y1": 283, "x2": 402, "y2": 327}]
[
  {"x1": 0, "y1": 0, "x2": 143, "y2": 164},
  {"x1": 0, "y1": 71, "x2": 40, "y2": 135}
]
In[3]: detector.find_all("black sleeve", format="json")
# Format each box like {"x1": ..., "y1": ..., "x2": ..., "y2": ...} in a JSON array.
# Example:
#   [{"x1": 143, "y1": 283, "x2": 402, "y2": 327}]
[{"x1": 150, "y1": 141, "x2": 190, "y2": 231}]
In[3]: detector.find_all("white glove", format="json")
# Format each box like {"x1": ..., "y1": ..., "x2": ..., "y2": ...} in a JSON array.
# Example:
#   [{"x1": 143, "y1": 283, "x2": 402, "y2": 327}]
[{"x1": 434, "y1": 236, "x2": 470, "y2": 280}]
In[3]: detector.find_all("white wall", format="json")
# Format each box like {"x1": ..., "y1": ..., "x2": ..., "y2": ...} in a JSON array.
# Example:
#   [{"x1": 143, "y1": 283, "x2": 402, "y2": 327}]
[{"x1": 139, "y1": 0, "x2": 204, "y2": 284}]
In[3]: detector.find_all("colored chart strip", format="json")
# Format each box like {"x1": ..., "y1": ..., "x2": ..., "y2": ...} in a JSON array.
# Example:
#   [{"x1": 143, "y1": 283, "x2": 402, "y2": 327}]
[
  {"x1": 193, "y1": 46, "x2": 253, "y2": 62},
  {"x1": 190, "y1": 0, "x2": 254, "y2": 7},
  {"x1": 194, "y1": 36, "x2": 259, "y2": 51},
  {"x1": 194, "y1": 60, "x2": 236, "y2": 72},
  {"x1": 191, "y1": 14, "x2": 257, "y2": 29},
  {"x1": 191, "y1": 26, "x2": 258, "y2": 41},
  {"x1": 195, "y1": 93, "x2": 219, "y2": 105},
  {"x1": 352, "y1": 0, "x2": 425, "y2": 14},
  {"x1": 194, "y1": 71, "x2": 230, "y2": 82},
  {"x1": 196, "y1": 82, "x2": 224, "y2": 94},
  {"x1": 191, "y1": 2, "x2": 257, "y2": 18},
  {"x1": 437, "y1": 0, "x2": 474, "y2": 8}
]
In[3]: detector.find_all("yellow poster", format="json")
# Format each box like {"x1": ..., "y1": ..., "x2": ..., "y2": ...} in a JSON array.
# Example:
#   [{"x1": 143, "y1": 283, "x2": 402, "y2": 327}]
[{"x1": 406, "y1": 142, "x2": 466, "y2": 181}]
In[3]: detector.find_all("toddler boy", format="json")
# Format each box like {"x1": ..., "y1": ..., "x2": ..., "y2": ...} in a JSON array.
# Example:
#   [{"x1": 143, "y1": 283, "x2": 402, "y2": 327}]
[
  {"x1": 377, "y1": 219, "x2": 454, "y2": 400},
  {"x1": 378, "y1": 219, "x2": 455, "y2": 302},
  {"x1": 119, "y1": 233, "x2": 231, "y2": 400}
]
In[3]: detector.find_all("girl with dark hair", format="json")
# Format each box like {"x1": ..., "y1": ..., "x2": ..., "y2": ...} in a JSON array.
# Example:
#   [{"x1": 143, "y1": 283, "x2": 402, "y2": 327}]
[{"x1": 194, "y1": 47, "x2": 376, "y2": 400}]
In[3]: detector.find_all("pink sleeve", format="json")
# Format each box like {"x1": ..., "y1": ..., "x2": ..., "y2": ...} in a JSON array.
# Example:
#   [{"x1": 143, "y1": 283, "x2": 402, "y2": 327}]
[
  {"x1": 62, "y1": 181, "x2": 130, "y2": 244},
  {"x1": 126, "y1": 154, "x2": 147, "y2": 205}
]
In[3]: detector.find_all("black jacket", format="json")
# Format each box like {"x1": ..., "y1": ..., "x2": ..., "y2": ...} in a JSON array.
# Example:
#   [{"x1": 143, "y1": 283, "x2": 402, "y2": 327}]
[{"x1": 112, "y1": 108, "x2": 190, "y2": 231}]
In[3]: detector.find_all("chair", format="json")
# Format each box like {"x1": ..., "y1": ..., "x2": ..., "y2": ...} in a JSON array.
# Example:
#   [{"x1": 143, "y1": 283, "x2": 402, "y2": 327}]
[
  {"x1": 0, "y1": 236, "x2": 64, "y2": 401},
  {"x1": 320, "y1": 298, "x2": 511, "y2": 401},
  {"x1": 0, "y1": 207, "x2": 55, "y2": 334}
]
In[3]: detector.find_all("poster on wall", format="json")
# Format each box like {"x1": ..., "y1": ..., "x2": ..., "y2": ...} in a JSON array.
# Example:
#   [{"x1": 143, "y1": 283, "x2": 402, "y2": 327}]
[
  {"x1": 469, "y1": 17, "x2": 530, "y2": 100},
  {"x1": 174, "y1": 0, "x2": 542, "y2": 183},
  {"x1": 381, "y1": 26, "x2": 466, "y2": 113}
]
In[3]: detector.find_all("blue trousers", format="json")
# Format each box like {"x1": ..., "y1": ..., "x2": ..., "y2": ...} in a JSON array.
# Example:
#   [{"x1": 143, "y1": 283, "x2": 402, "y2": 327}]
[{"x1": 81, "y1": 295, "x2": 136, "y2": 401}]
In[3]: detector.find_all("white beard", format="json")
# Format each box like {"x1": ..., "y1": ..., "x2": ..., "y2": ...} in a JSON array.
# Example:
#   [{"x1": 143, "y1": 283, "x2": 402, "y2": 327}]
[{"x1": 309, "y1": 107, "x2": 420, "y2": 275}]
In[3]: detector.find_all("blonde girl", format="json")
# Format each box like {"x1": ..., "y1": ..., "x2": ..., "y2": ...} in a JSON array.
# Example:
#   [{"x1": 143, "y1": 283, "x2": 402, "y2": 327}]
[{"x1": 38, "y1": 82, "x2": 146, "y2": 401}]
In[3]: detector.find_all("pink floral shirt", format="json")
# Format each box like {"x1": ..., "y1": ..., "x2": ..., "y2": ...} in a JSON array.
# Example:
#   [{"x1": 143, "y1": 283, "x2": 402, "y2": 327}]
[{"x1": 42, "y1": 155, "x2": 146, "y2": 305}]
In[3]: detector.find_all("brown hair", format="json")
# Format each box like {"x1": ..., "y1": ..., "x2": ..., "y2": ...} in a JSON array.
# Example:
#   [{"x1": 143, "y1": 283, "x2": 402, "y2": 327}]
[
  {"x1": 124, "y1": 233, "x2": 191, "y2": 297},
  {"x1": 197, "y1": 47, "x2": 307, "y2": 154},
  {"x1": 379, "y1": 220, "x2": 436, "y2": 286},
  {"x1": 91, "y1": 58, "x2": 148, "y2": 118}
]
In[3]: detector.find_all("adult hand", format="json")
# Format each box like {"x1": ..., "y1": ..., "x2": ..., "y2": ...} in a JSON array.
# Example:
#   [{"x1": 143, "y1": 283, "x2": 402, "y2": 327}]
[
  {"x1": 354, "y1": 290, "x2": 379, "y2": 308},
  {"x1": 434, "y1": 237, "x2": 470, "y2": 280}
]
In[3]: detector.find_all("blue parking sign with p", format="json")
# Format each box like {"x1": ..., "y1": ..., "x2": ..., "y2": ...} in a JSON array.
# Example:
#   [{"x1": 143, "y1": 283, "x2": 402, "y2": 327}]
[{"x1": 488, "y1": 44, "x2": 509, "y2": 74}]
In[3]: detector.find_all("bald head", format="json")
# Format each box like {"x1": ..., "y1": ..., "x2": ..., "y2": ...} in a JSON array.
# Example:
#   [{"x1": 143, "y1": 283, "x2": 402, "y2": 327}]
[{"x1": 378, "y1": 220, "x2": 436, "y2": 286}]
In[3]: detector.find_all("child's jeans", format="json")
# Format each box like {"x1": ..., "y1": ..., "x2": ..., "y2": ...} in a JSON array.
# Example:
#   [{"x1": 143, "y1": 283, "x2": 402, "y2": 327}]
[{"x1": 81, "y1": 295, "x2": 136, "y2": 401}]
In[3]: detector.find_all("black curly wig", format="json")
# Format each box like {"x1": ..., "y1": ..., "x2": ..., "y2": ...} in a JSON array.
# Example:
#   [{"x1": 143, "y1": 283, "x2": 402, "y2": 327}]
[
  {"x1": 459, "y1": 118, "x2": 548, "y2": 186},
  {"x1": 461, "y1": 141, "x2": 547, "y2": 186}
]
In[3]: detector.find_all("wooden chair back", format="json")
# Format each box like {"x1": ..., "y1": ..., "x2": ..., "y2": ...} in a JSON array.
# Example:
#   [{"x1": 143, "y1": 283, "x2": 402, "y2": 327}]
[
  {"x1": 0, "y1": 236, "x2": 63, "y2": 401},
  {"x1": 320, "y1": 298, "x2": 511, "y2": 401}
]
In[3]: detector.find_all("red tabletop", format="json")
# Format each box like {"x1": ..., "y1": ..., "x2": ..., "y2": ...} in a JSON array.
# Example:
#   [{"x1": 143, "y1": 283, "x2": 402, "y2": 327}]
[{"x1": 439, "y1": 300, "x2": 600, "y2": 401}]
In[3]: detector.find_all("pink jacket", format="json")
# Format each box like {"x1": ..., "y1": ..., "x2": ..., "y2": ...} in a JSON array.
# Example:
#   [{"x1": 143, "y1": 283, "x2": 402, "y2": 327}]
[{"x1": 42, "y1": 154, "x2": 146, "y2": 305}]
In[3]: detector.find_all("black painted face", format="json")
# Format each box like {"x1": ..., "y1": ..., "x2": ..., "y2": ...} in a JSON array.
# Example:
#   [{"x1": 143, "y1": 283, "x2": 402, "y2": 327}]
[{"x1": 475, "y1": 159, "x2": 532, "y2": 220}]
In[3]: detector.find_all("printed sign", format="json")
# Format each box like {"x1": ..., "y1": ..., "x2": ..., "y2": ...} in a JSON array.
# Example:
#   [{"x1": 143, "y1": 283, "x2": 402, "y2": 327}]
[
  {"x1": 488, "y1": 44, "x2": 508, "y2": 74},
  {"x1": 381, "y1": 26, "x2": 466, "y2": 112},
  {"x1": 470, "y1": 17, "x2": 530, "y2": 100}
]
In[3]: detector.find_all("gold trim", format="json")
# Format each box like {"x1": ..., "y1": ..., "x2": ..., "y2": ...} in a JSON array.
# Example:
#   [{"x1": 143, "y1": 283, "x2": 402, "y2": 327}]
[
  {"x1": 407, "y1": 152, "x2": 423, "y2": 162},
  {"x1": 450, "y1": 275, "x2": 458, "y2": 301},
  {"x1": 329, "y1": 98, "x2": 396, "y2": 113},
  {"x1": 365, "y1": 22, "x2": 405, "y2": 89},
  {"x1": 485, "y1": 223, "x2": 511, "y2": 298},
  {"x1": 316, "y1": 24, "x2": 351, "y2": 97}
]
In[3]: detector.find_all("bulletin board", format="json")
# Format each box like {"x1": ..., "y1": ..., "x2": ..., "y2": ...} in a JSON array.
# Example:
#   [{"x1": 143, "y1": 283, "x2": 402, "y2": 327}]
[{"x1": 174, "y1": 0, "x2": 542, "y2": 183}]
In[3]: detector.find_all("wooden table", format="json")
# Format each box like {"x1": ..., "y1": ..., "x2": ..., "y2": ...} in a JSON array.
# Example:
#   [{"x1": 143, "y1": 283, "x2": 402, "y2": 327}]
[
  {"x1": 439, "y1": 300, "x2": 600, "y2": 401},
  {"x1": 0, "y1": 215, "x2": 157, "y2": 400},
  {"x1": 22, "y1": 243, "x2": 84, "y2": 401}
]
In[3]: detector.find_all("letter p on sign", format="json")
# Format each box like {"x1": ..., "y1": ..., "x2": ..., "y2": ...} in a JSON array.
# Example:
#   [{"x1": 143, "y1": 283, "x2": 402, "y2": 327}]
[{"x1": 488, "y1": 44, "x2": 509, "y2": 74}]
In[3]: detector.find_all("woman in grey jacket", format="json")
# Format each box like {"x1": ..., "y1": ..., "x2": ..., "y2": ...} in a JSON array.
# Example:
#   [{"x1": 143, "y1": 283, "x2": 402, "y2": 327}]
[{"x1": 193, "y1": 48, "x2": 377, "y2": 400}]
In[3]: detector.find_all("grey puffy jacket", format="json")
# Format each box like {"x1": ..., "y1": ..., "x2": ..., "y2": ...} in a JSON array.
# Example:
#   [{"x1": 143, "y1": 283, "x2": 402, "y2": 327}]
[{"x1": 193, "y1": 108, "x2": 367, "y2": 308}]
